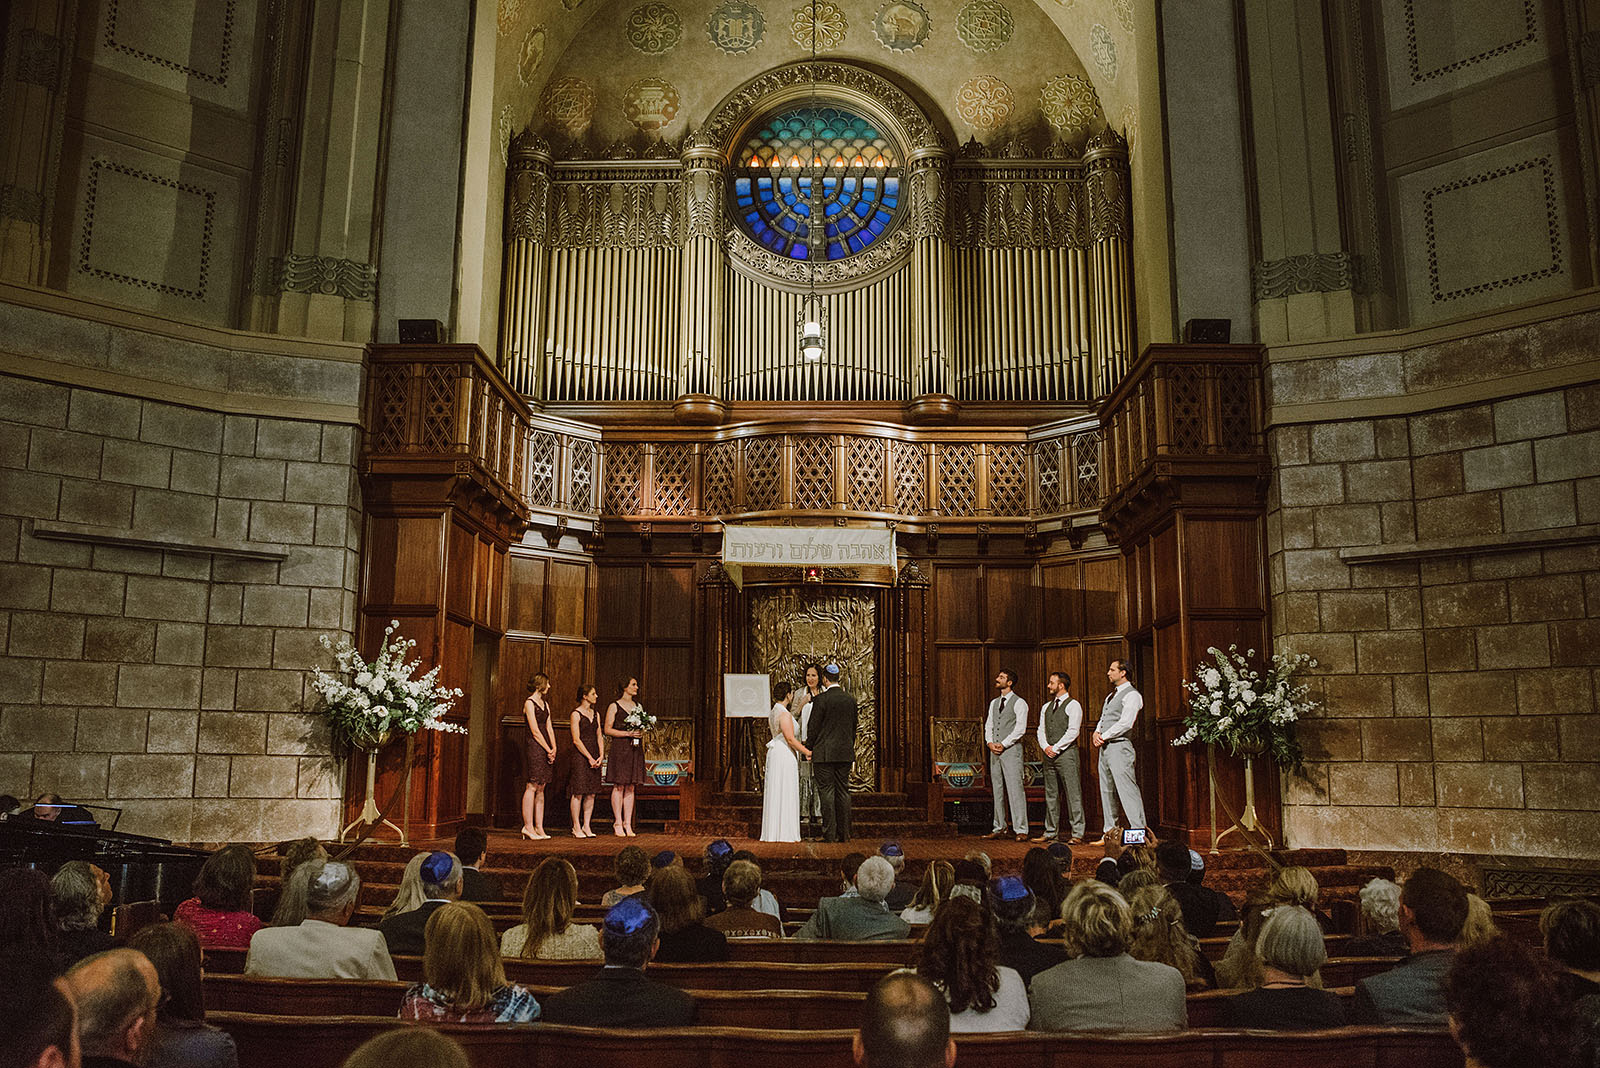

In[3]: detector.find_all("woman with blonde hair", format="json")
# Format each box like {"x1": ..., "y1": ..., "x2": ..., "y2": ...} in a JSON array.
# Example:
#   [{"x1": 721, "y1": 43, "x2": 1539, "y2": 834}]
[
  {"x1": 901, "y1": 860, "x2": 955, "y2": 925},
  {"x1": 1459, "y1": 893, "x2": 1500, "y2": 949},
  {"x1": 1126, "y1": 885, "x2": 1215, "y2": 991},
  {"x1": 500, "y1": 857, "x2": 601, "y2": 959},
  {"x1": 381, "y1": 853, "x2": 429, "y2": 921},
  {"x1": 400, "y1": 903, "x2": 541, "y2": 1023}
]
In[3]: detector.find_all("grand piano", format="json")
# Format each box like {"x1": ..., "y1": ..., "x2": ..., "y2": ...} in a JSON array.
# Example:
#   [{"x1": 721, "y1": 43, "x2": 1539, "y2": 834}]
[{"x1": 0, "y1": 813, "x2": 210, "y2": 911}]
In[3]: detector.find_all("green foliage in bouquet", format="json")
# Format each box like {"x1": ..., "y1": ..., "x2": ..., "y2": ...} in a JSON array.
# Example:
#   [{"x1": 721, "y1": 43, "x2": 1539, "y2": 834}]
[{"x1": 1173, "y1": 645, "x2": 1319, "y2": 774}]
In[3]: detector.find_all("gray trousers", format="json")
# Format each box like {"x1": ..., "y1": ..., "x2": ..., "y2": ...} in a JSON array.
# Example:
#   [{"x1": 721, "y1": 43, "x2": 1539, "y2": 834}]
[
  {"x1": 989, "y1": 744, "x2": 1028, "y2": 833},
  {"x1": 1041, "y1": 748, "x2": 1086, "y2": 839},
  {"x1": 1097, "y1": 738, "x2": 1147, "y2": 830},
  {"x1": 798, "y1": 759, "x2": 820, "y2": 820}
]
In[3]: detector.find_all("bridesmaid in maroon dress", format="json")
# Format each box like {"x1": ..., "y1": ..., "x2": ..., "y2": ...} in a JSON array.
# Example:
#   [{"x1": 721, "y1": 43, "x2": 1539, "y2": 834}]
[
  {"x1": 568, "y1": 685, "x2": 603, "y2": 838},
  {"x1": 603, "y1": 677, "x2": 648, "y2": 836},
  {"x1": 521, "y1": 673, "x2": 557, "y2": 840}
]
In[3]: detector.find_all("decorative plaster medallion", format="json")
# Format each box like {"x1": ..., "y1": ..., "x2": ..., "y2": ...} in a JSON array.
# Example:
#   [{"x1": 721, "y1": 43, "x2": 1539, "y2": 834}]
[
  {"x1": 627, "y1": 2, "x2": 684, "y2": 53},
  {"x1": 498, "y1": 104, "x2": 516, "y2": 165},
  {"x1": 517, "y1": 26, "x2": 547, "y2": 86},
  {"x1": 790, "y1": 2, "x2": 847, "y2": 52},
  {"x1": 707, "y1": 1, "x2": 766, "y2": 54},
  {"x1": 956, "y1": 76, "x2": 1013, "y2": 132},
  {"x1": 622, "y1": 78, "x2": 682, "y2": 132},
  {"x1": 541, "y1": 76, "x2": 597, "y2": 138},
  {"x1": 1040, "y1": 73, "x2": 1098, "y2": 134},
  {"x1": 955, "y1": 0, "x2": 1012, "y2": 54},
  {"x1": 1113, "y1": 0, "x2": 1134, "y2": 33},
  {"x1": 1120, "y1": 102, "x2": 1138, "y2": 157},
  {"x1": 1089, "y1": 23, "x2": 1117, "y2": 78},
  {"x1": 498, "y1": 0, "x2": 524, "y2": 35},
  {"x1": 873, "y1": 0, "x2": 931, "y2": 52}
]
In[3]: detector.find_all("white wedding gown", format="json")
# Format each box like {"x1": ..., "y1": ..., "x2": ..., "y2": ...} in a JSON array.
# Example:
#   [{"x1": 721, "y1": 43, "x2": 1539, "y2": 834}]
[{"x1": 760, "y1": 703, "x2": 802, "y2": 842}]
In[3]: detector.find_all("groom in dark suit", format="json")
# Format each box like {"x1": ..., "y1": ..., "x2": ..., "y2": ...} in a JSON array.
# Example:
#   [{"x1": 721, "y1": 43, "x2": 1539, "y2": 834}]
[{"x1": 808, "y1": 662, "x2": 856, "y2": 842}]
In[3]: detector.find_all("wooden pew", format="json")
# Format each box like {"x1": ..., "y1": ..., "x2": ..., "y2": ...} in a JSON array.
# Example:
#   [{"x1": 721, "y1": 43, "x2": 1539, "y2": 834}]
[
  {"x1": 209, "y1": 1015, "x2": 1465, "y2": 1068},
  {"x1": 110, "y1": 900, "x2": 164, "y2": 942}
]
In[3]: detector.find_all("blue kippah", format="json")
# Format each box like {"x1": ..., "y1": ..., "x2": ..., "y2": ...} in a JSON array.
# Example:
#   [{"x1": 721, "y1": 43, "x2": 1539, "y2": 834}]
[
  {"x1": 824, "y1": 662, "x2": 841, "y2": 675},
  {"x1": 880, "y1": 841, "x2": 903, "y2": 858},
  {"x1": 1189, "y1": 849, "x2": 1205, "y2": 873},
  {"x1": 605, "y1": 895, "x2": 656, "y2": 935},
  {"x1": 421, "y1": 851, "x2": 454, "y2": 884},
  {"x1": 652, "y1": 849, "x2": 678, "y2": 868},
  {"x1": 707, "y1": 839, "x2": 733, "y2": 859},
  {"x1": 991, "y1": 875, "x2": 1031, "y2": 903}
]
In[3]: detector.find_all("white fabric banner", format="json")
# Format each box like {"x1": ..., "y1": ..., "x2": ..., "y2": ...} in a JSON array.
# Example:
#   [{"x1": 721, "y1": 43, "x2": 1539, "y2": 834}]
[{"x1": 721, "y1": 525, "x2": 897, "y2": 587}]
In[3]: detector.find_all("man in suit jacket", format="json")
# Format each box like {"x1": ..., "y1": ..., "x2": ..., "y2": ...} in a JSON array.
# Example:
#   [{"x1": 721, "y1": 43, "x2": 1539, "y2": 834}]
[
  {"x1": 377, "y1": 851, "x2": 461, "y2": 958},
  {"x1": 245, "y1": 860, "x2": 396, "y2": 980},
  {"x1": 540, "y1": 897, "x2": 697, "y2": 1027},
  {"x1": 808, "y1": 662, "x2": 857, "y2": 843},
  {"x1": 1353, "y1": 867, "x2": 1467, "y2": 1026},
  {"x1": 795, "y1": 857, "x2": 911, "y2": 941},
  {"x1": 453, "y1": 826, "x2": 498, "y2": 902}
]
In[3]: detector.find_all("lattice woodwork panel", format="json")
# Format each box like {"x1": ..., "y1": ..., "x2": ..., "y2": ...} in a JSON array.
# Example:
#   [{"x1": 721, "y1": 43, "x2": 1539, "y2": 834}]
[
  {"x1": 744, "y1": 436, "x2": 782, "y2": 511},
  {"x1": 988, "y1": 443, "x2": 1027, "y2": 516},
  {"x1": 468, "y1": 377, "x2": 487, "y2": 459},
  {"x1": 1129, "y1": 381, "x2": 1147, "y2": 466},
  {"x1": 569, "y1": 438, "x2": 595, "y2": 511},
  {"x1": 939, "y1": 443, "x2": 977, "y2": 515},
  {"x1": 1034, "y1": 439, "x2": 1062, "y2": 514},
  {"x1": 372, "y1": 364, "x2": 409, "y2": 454},
  {"x1": 496, "y1": 398, "x2": 514, "y2": 484},
  {"x1": 1218, "y1": 366, "x2": 1255, "y2": 454},
  {"x1": 792, "y1": 434, "x2": 835, "y2": 511},
  {"x1": 528, "y1": 431, "x2": 558, "y2": 508},
  {"x1": 1073, "y1": 429, "x2": 1102, "y2": 508},
  {"x1": 653, "y1": 443, "x2": 695, "y2": 515},
  {"x1": 1168, "y1": 364, "x2": 1206, "y2": 454},
  {"x1": 603, "y1": 442, "x2": 644, "y2": 515},
  {"x1": 704, "y1": 442, "x2": 736, "y2": 515},
  {"x1": 892, "y1": 440, "x2": 926, "y2": 515},
  {"x1": 846, "y1": 437, "x2": 886, "y2": 512},
  {"x1": 421, "y1": 364, "x2": 457, "y2": 452}
]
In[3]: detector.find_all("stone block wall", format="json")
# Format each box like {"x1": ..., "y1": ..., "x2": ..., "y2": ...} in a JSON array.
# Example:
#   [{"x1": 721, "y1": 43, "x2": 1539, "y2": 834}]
[
  {"x1": 1267, "y1": 293, "x2": 1600, "y2": 859},
  {"x1": 0, "y1": 285, "x2": 364, "y2": 842}
]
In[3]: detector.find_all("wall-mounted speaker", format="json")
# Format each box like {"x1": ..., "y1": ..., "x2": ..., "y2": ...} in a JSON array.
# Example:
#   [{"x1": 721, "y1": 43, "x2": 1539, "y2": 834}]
[
  {"x1": 398, "y1": 318, "x2": 444, "y2": 343},
  {"x1": 1182, "y1": 318, "x2": 1232, "y2": 344}
]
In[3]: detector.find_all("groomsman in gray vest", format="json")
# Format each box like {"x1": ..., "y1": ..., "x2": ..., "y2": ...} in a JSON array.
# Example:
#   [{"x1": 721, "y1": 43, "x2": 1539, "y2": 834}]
[
  {"x1": 1093, "y1": 658, "x2": 1148, "y2": 832},
  {"x1": 1032, "y1": 670, "x2": 1086, "y2": 843},
  {"x1": 982, "y1": 668, "x2": 1031, "y2": 841}
]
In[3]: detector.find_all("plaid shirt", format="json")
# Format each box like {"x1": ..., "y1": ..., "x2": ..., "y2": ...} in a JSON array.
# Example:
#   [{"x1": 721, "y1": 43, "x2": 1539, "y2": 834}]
[{"x1": 399, "y1": 982, "x2": 541, "y2": 1023}]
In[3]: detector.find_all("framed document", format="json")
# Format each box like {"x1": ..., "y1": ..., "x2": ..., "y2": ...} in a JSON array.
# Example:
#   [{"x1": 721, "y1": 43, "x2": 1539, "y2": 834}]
[{"x1": 723, "y1": 673, "x2": 771, "y2": 717}]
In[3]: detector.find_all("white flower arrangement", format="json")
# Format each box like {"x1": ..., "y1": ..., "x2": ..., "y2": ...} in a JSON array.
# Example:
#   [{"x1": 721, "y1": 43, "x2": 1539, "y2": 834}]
[
  {"x1": 622, "y1": 704, "x2": 657, "y2": 747},
  {"x1": 1172, "y1": 644, "x2": 1318, "y2": 772},
  {"x1": 310, "y1": 620, "x2": 467, "y2": 749}
]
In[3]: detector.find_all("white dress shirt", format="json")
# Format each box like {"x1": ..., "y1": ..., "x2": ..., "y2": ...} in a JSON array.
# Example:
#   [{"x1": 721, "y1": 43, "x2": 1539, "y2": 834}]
[
  {"x1": 983, "y1": 692, "x2": 1029, "y2": 747},
  {"x1": 1035, "y1": 695, "x2": 1084, "y2": 753},
  {"x1": 1099, "y1": 682, "x2": 1143, "y2": 741}
]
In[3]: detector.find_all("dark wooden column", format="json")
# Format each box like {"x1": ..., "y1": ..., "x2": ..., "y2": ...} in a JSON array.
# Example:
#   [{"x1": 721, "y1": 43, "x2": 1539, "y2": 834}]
[
  {"x1": 877, "y1": 559, "x2": 939, "y2": 813},
  {"x1": 696, "y1": 562, "x2": 740, "y2": 805},
  {"x1": 1098, "y1": 343, "x2": 1277, "y2": 845},
  {"x1": 350, "y1": 344, "x2": 531, "y2": 840}
]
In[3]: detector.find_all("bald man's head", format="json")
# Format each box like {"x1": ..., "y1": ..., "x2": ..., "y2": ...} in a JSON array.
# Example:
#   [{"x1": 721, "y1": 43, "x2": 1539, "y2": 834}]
[
  {"x1": 65, "y1": 949, "x2": 160, "y2": 1064},
  {"x1": 853, "y1": 972, "x2": 956, "y2": 1068}
]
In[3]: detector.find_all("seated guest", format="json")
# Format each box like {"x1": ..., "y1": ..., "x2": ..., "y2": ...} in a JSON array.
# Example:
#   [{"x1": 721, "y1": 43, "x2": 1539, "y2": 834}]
[
  {"x1": 52, "y1": 862, "x2": 116, "y2": 967},
  {"x1": 0, "y1": 794, "x2": 19, "y2": 819},
  {"x1": 339, "y1": 1030, "x2": 469, "y2": 1068},
  {"x1": 1346, "y1": 878, "x2": 1409, "y2": 958},
  {"x1": 127, "y1": 923, "x2": 238, "y2": 1068},
  {"x1": 1020, "y1": 849, "x2": 1066, "y2": 935},
  {"x1": 601, "y1": 845, "x2": 650, "y2": 907},
  {"x1": 1028, "y1": 880, "x2": 1187, "y2": 1032},
  {"x1": 268, "y1": 839, "x2": 327, "y2": 927},
  {"x1": 1216, "y1": 892, "x2": 1273, "y2": 990},
  {"x1": 246, "y1": 860, "x2": 396, "y2": 980},
  {"x1": 837, "y1": 852, "x2": 869, "y2": 898},
  {"x1": 1460, "y1": 893, "x2": 1500, "y2": 949},
  {"x1": 950, "y1": 859, "x2": 988, "y2": 906},
  {"x1": 796, "y1": 857, "x2": 912, "y2": 941},
  {"x1": 696, "y1": 839, "x2": 735, "y2": 915},
  {"x1": 1447, "y1": 936, "x2": 1586, "y2": 1068},
  {"x1": 452, "y1": 827, "x2": 498, "y2": 902},
  {"x1": 65, "y1": 948, "x2": 162, "y2": 1068},
  {"x1": 4, "y1": 951, "x2": 76, "y2": 1068},
  {"x1": 730, "y1": 850, "x2": 786, "y2": 923},
  {"x1": 174, "y1": 845, "x2": 263, "y2": 951},
  {"x1": 400, "y1": 903, "x2": 540, "y2": 1023},
  {"x1": 1221, "y1": 906, "x2": 1346, "y2": 1030},
  {"x1": 881, "y1": 843, "x2": 917, "y2": 912},
  {"x1": 539, "y1": 897, "x2": 698, "y2": 1027},
  {"x1": 381, "y1": 853, "x2": 429, "y2": 921},
  {"x1": 2, "y1": 867, "x2": 65, "y2": 974},
  {"x1": 378, "y1": 852, "x2": 461, "y2": 958},
  {"x1": 1127, "y1": 885, "x2": 1215, "y2": 991},
  {"x1": 705, "y1": 860, "x2": 783, "y2": 939},
  {"x1": 1540, "y1": 899, "x2": 1600, "y2": 1048},
  {"x1": 650, "y1": 864, "x2": 729, "y2": 961},
  {"x1": 1267, "y1": 866, "x2": 1331, "y2": 930},
  {"x1": 1155, "y1": 840, "x2": 1225, "y2": 938},
  {"x1": 990, "y1": 875, "x2": 1066, "y2": 988},
  {"x1": 901, "y1": 861, "x2": 955, "y2": 926},
  {"x1": 1353, "y1": 866, "x2": 1468, "y2": 1026},
  {"x1": 501, "y1": 857, "x2": 601, "y2": 959},
  {"x1": 853, "y1": 972, "x2": 956, "y2": 1068},
  {"x1": 1115, "y1": 870, "x2": 1161, "y2": 895},
  {"x1": 917, "y1": 895, "x2": 1029, "y2": 1031},
  {"x1": 963, "y1": 850, "x2": 992, "y2": 878}
]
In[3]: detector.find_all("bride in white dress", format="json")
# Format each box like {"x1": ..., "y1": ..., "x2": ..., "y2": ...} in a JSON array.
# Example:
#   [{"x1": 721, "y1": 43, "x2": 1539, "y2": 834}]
[{"x1": 761, "y1": 680, "x2": 811, "y2": 842}]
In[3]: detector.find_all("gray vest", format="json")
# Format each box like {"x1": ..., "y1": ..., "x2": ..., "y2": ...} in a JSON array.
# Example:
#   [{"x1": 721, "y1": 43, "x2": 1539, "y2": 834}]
[
  {"x1": 1043, "y1": 696, "x2": 1074, "y2": 743},
  {"x1": 990, "y1": 693, "x2": 1018, "y2": 741},
  {"x1": 1097, "y1": 685, "x2": 1131, "y2": 736}
]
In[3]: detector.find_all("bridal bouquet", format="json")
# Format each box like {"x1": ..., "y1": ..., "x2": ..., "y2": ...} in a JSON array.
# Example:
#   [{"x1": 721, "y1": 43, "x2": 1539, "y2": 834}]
[
  {"x1": 1172, "y1": 644, "x2": 1318, "y2": 773},
  {"x1": 622, "y1": 704, "x2": 657, "y2": 747},
  {"x1": 311, "y1": 620, "x2": 467, "y2": 749}
]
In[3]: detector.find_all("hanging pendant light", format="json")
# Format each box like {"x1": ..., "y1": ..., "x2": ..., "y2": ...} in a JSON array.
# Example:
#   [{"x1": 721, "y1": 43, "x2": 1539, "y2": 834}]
[{"x1": 798, "y1": 0, "x2": 826, "y2": 364}]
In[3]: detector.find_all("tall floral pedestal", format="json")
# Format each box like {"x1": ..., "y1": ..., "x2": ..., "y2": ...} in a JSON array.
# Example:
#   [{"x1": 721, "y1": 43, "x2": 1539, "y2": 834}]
[{"x1": 340, "y1": 731, "x2": 407, "y2": 845}]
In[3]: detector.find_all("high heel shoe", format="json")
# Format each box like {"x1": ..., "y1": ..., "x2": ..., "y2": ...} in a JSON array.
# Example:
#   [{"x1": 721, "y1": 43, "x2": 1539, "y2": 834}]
[{"x1": 520, "y1": 827, "x2": 538, "y2": 841}]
